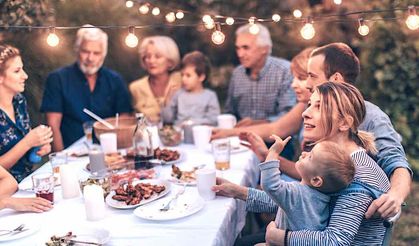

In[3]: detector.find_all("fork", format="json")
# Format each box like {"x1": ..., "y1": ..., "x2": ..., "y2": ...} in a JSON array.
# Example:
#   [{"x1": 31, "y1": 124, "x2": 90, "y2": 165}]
[
  {"x1": 0, "y1": 224, "x2": 25, "y2": 236},
  {"x1": 160, "y1": 183, "x2": 186, "y2": 211}
]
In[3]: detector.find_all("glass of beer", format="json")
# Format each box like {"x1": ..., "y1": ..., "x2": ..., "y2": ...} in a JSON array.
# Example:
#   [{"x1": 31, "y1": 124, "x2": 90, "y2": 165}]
[
  {"x1": 49, "y1": 152, "x2": 68, "y2": 185},
  {"x1": 32, "y1": 172, "x2": 55, "y2": 203},
  {"x1": 83, "y1": 121, "x2": 94, "y2": 143},
  {"x1": 212, "y1": 139, "x2": 231, "y2": 170}
]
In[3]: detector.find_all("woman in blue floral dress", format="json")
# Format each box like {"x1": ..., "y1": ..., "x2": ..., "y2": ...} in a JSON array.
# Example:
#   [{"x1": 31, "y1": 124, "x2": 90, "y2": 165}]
[{"x1": 0, "y1": 45, "x2": 53, "y2": 182}]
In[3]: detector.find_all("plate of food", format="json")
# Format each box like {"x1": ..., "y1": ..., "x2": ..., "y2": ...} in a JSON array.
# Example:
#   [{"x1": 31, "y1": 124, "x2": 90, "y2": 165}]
[
  {"x1": 109, "y1": 168, "x2": 158, "y2": 189},
  {"x1": 154, "y1": 147, "x2": 184, "y2": 165},
  {"x1": 45, "y1": 227, "x2": 110, "y2": 246},
  {"x1": 133, "y1": 194, "x2": 205, "y2": 221},
  {"x1": 169, "y1": 164, "x2": 197, "y2": 186},
  {"x1": 105, "y1": 179, "x2": 171, "y2": 209}
]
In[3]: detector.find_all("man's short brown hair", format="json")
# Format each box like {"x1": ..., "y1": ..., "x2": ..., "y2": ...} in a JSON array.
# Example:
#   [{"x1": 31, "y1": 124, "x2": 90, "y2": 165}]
[
  {"x1": 311, "y1": 43, "x2": 360, "y2": 84},
  {"x1": 181, "y1": 51, "x2": 211, "y2": 83}
]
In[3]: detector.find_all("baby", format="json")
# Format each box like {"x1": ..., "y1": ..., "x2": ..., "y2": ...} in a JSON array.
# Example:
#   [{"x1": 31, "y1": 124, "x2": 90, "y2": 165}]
[{"x1": 260, "y1": 135, "x2": 355, "y2": 231}]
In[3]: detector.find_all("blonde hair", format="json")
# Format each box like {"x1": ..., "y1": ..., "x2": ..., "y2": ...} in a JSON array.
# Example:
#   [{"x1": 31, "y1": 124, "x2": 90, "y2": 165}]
[
  {"x1": 316, "y1": 82, "x2": 377, "y2": 155},
  {"x1": 74, "y1": 24, "x2": 108, "y2": 57},
  {"x1": 235, "y1": 23, "x2": 272, "y2": 55},
  {"x1": 138, "y1": 36, "x2": 180, "y2": 71},
  {"x1": 313, "y1": 141, "x2": 355, "y2": 193},
  {"x1": 0, "y1": 45, "x2": 20, "y2": 75},
  {"x1": 290, "y1": 47, "x2": 316, "y2": 79}
]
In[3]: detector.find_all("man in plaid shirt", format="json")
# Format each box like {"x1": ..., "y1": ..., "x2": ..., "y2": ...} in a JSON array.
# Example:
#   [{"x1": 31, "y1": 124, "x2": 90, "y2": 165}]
[{"x1": 224, "y1": 23, "x2": 296, "y2": 127}]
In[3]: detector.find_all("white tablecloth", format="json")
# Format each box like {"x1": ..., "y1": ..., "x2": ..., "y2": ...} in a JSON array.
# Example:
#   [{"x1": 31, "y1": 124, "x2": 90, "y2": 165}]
[{"x1": 0, "y1": 138, "x2": 260, "y2": 246}]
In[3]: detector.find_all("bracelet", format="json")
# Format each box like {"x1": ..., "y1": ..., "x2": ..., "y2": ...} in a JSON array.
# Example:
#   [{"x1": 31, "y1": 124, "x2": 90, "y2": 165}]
[{"x1": 284, "y1": 229, "x2": 289, "y2": 246}]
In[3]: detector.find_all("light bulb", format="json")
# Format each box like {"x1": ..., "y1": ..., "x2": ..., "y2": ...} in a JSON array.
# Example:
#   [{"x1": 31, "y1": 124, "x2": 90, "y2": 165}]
[
  {"x1": 300, "y1": 23, "x2": 315, "y2": 40},
  {"x1": 204, "y1": 18, "x2": 215, "y2": 29},
  {"x1": 125, "y1": 0, "x2": 134, "y2": 8},
  {"x1": 46, "y1": 32, "x2": 59, "y2": 47},
  {"x1": 357, "y1": 19, "x2": 369, "y2": 36},
  {"x1": 334, "y1": 0, "x2": 342, "y2": 5},
  {"x1": 293, "y1": 9, "x2": 302, "y2": 18},
  {"x1": 151, "y1": 7, "x2": 160, "y2": 16},
  {"x1": 165, "y1": 12, "x2": 176, "y2": 23},
  {"x1": 212, "y1": 30, "x2": 225, "y2": 45},
  {"x1": 272, "y1": 14, "x2": 281, "y2": 22},
  {"x1": 202, "y1": 15, "x2": 212, "y2": 23},
  {"x1": 139, "y1": 4, "x2": 149, "y2": 14},
  {"x1": 125, "y1": 33, "x2": 138, "y2": 48},
  {"x1": 406, "y1": 14, "x2": 419, "y2": 30},
  {"x1": 226, "y1": 17, "x2": 235, "y2": 25},
  {"x1": 249, "y1": 24, "x2": 260, "y2": 35},
  {"x1": 176, "y1": 11, "x2": 184, "y2": 19}
]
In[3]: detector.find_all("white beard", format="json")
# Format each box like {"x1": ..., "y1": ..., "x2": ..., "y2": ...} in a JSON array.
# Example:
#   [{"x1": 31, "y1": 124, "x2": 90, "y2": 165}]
[{"x1": 78, "y1": 60, "x2": 104, "y2": 75}]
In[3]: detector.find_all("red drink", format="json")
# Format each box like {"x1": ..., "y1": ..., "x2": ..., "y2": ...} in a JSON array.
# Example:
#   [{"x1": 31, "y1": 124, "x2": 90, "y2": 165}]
[{"x1": 36, "y1": 191, "x2": 54, "y2": 203}]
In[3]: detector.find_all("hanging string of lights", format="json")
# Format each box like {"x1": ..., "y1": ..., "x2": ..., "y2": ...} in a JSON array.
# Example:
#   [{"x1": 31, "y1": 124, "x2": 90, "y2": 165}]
[{"x1": 0, "y1": 1, "x2": 417, "y2": 48}]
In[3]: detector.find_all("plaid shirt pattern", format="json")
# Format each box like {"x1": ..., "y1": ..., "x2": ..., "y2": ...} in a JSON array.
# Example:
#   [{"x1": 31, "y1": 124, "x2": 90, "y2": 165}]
[{"x1": 224, "y1": 56, "x2": 296, "y2": 121}]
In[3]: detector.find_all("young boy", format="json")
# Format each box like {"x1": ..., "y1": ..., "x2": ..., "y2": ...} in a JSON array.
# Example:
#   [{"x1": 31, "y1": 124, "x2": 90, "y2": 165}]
[
  {"x1": 260, "y1": 135, "x2": 355, "y2": 231},
  {"x1": 161, "y1": 51, "x2": 220, "y2": 126}
]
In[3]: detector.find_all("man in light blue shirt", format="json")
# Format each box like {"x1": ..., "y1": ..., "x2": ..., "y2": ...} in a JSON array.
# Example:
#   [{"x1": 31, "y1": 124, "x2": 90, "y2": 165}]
[{"x1": 224, "y1": 23, "x2": 295, "y2": 126}]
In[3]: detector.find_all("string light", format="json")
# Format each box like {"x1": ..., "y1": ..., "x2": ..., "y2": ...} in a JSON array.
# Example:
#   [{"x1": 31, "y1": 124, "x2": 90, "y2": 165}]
[
  {"x1": 334, "y1": 0, "x2": 342, "y2": 5},
  {"x1": 46, "y1": 27, "x2": 59, "y2": 47},
  {"x1": 293, "y1": 9, "x2": 303, "y2": 18},
  {"x1": 226, "y1": 17, "x2": 235, "y2": 25},
  {"x1": 248, "y1": 17, "x2": 260, "y2": 34},
  {"x1": 272, "y1": 14, "x2": 281, "y2": 22},
  {"x1": 406, "y1": 5, "x2": 419, "y2": 30},
  {"x1": 151, "y1": 7, "x2": 160, "y2": 16},
  {"x1": 176, "y1": 11, "x2": 184, "y2": 19},
  {"x1": 125, "y1": 0, "x2": 134, "y2": 8},
  {"x1": 125, "y1": 26, "x2": 138, "y2": 48},
  {"x1": 165, "y1": 12, "x2": 176, "y2": 23},
  {"x1": 202, "y1": 15, "x2": 212, "y2": 23},
  {"x1": 204, "y1": 18, "x2": 215, "y2": 29},
  {"x1": 211, "y1": 23, "x2": 225, "y2": 45},
  {"x1": 139, "y1": 4, "x2": 149, "y2": 14},
  {"x1": 300, "y1": 18, "x2": 315, "y2": 40},
  {"x1": 358, "y1": 18, "x2": 369, "y2": 36}
]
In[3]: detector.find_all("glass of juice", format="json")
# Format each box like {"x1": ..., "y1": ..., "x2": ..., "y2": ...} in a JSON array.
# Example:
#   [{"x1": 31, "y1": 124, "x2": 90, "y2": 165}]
[{"x1": 32, "y1": 172, "x2": 55, "y2": 203}]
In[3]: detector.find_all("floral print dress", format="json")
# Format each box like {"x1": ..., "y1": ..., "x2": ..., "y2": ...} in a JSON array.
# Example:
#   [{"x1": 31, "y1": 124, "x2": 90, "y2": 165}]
[{"x1": 0, "y1": 93, "x2": 32, "y2": 182}]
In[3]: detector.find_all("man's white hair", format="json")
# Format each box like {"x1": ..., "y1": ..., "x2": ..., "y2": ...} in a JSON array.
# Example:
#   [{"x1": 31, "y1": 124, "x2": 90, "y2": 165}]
[
  {"x1": 235, "y1": 23, "x2": 272, "y2": 54},
  {"x1": 74, "y1": 24, "x2": 108, "y2": 57}
]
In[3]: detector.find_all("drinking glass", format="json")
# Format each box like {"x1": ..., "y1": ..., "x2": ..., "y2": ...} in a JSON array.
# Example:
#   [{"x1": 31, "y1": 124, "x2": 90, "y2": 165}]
[
  {"x1": 212, "y1": 138, "x2": 231, "y2": 171},
  {"x1": 32, "y1": 172, "x2": 55, "y2": 203},
  {"x1": 83, "y1": 121, "x2": 94, "y2": 144}
]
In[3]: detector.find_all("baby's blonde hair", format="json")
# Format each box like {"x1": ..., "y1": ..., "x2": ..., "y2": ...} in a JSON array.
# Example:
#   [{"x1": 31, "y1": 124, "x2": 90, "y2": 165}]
[{"x1": 312, "y1": 141, "x2": 355, "y2": 193}]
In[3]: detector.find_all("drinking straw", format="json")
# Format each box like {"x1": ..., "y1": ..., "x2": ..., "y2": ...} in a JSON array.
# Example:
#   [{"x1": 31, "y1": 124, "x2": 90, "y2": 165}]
[
  {"x1": 83, "y1": 108, "x2": 115, "y2": 129},
  {"x1": 115, "y1": 113, "x2": 119, "y2": 128}
]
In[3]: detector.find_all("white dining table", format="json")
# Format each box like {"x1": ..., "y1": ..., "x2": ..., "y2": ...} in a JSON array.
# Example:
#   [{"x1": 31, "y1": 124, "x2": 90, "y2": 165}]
[{"x1": 0, "y1": 137, "x2": 260, "y2": 246}]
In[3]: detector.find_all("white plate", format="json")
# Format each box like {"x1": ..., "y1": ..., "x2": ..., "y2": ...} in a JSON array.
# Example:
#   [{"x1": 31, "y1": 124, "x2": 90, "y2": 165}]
[
  {"x1": 133, "y1": 194, "x2": 204, "y2": 221},
  {"x1": 156, "y1": 149, "x2": 185, "y2": 165},
  {"x1": 0, "y1": 219, "x2": 40, "y2": 242},
  {"x1": 205, "y1": 141, "x2": 249, "y2": 154},
  {"x1": 105, "y1": 179, "x2": 171, "y2": 209},
  {"x1": 45, "y1": 227, "x2": 110, "y2": 245},
  {"x1": 168, "y1": 177, "x2": 197, "y2": 186}
]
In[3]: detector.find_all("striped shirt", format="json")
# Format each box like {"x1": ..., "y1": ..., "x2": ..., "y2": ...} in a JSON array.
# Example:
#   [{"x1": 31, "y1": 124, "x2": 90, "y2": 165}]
[
  {"x1": 224, "y1": 56, "x2": 296, "y2": 121},
  {"x1": 246, "y1": 149, "x2": 390, "y2": 245}
]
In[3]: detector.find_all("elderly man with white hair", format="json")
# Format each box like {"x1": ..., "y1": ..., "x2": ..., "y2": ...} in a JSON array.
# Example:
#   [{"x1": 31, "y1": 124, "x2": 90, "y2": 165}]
[
  {"x1": 224, "y1": 23, "x2": 296, "y2": 127},
  {"x1": 41, "y1": 25, "x2": 132, "y2": 151}
]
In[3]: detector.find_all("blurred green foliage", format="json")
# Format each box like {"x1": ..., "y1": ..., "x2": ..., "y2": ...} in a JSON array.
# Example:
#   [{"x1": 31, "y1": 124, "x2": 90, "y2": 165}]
[{"x1": 0, "y1": 0, "x2": 418, "y2": 165}]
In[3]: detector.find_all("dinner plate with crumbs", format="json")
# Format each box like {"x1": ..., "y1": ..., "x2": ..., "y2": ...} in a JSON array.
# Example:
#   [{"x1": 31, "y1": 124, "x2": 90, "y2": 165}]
[
  {"x1": 133, "y1": 194, "x2": 205, "y2": 221},
  {"x1": 45, "y1": 227, "x2": 110, "y2": 246},
  {"x1": 105, "y1": 179, "x2": 171, "y2": 209},
  {"x1": 0, "y1": 219, "x2": 40, "y2": 242}
]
